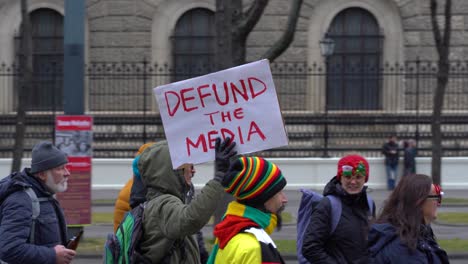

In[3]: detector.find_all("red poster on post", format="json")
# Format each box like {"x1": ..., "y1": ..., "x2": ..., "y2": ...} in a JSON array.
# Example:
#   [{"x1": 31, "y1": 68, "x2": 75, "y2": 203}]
[{"x1": 55, "y1": 115, "x2": 93, "y2": 225}]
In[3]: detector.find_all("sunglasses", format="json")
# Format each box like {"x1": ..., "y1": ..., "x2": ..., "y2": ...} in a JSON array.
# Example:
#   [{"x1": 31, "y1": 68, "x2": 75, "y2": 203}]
[
  {"x1": 426, "y1": 184, "x2": 443, "y2": 205},
  {"x1": 341, "y1": 163, "x2": 367, "y2": 180}
]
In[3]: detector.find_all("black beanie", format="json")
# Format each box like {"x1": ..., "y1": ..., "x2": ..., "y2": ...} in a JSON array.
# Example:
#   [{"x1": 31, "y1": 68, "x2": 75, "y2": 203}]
[{"x1": 30, "y1": 141, "x2": 68, "y2": 174}]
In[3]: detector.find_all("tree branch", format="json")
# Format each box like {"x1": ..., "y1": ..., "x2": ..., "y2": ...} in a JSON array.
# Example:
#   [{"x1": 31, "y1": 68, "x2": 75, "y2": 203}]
[
  {"x1": 430, "y1": 0, "x2": 443, "y2": 55},
  {"x1": 235, "y1": 0, "x2": 269, "y2": 40},
  {"x1": 262, "y1": 0, "x2": 303, "y2": 62}
]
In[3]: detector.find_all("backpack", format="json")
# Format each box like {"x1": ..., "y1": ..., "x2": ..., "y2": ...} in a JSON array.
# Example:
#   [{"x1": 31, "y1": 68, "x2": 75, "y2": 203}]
[
  {"x1": 104, "y1": 202, "x2": 149, "y2": 264},
  {"x1": 104, "y1": 192, "x2": 180, "y2": 264},
  {"x1": 0, "y1": 173, "x2": 49, "y2": 244},
  {"x1": 296, "y1": 189, "x2": 374, "y2": 264}
]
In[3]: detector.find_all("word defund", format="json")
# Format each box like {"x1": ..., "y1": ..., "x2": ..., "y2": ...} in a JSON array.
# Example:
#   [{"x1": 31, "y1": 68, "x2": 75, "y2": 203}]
[{"x1": 164, "y1": 77, "x2": 267, "y2": 117}]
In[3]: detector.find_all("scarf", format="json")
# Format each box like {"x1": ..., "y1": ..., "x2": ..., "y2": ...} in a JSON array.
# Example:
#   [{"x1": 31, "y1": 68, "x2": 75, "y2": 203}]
[{"x1": 207, "y1": 201, "x2": 277, "y2": 264}]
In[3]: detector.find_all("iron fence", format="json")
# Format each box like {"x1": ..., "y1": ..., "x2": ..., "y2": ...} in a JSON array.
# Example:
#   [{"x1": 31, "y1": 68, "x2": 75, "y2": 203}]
[{"x1": 1, "y1": 60, "x2": 468, "y2": 158}]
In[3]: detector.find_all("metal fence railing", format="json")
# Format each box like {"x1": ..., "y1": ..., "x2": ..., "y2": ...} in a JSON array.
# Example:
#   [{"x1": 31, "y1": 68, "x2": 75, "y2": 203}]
[{"x1": 1, "y1": 60, "x2": 468, "y2": 158}]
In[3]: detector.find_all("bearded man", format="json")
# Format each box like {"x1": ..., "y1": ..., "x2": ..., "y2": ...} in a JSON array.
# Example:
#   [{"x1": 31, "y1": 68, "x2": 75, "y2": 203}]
[{"x1": 0, "y1": 141, "x2": 76, "y2": 264}]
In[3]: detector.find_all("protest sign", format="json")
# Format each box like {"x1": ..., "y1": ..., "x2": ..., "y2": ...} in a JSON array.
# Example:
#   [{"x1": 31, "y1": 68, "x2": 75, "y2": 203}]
[{"x1": 154, "y1": 59, "x2": 288, "y2": 168}]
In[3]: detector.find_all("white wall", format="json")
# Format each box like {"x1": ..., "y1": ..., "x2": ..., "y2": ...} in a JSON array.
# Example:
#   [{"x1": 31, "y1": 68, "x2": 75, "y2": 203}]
[{"x1": 1, "y1": 157, "x2": 467, "y2": 190}]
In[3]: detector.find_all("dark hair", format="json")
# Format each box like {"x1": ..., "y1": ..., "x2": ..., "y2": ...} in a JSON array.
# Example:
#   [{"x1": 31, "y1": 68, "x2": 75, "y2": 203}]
[
  {"x1": 376, "y1": 174, "x2": 432, "y2": 251},
  {"x1": 403, "y1": 140, "x2": 409, "y2": 148}
]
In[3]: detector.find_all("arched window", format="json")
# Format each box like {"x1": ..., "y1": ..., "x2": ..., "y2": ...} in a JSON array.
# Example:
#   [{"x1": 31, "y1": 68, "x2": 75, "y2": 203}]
[
  {"x1": 172, "y1": 8, "x2": 215, "y2": 81},
  {"x1": 327, "y1": 8, "x2": 383, "y2": 110},
  {"x1": 17, "y1": 8, "x2": 63, "y2": 111}
]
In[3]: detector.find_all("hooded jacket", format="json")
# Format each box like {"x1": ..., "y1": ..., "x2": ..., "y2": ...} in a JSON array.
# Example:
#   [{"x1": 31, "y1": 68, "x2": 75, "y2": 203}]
[
  {"x1": 368, "y1": 223, "x2": 449, "y2": 264},
  {"x1": 0, "y1": 169, "x2": 68, "y2": 264},
  {"x1": 302, "y1": 176, "x2": 374, "y2": 264},
  {"x1": 138, "y1": 141, "x2": 226, "y2": 264}
]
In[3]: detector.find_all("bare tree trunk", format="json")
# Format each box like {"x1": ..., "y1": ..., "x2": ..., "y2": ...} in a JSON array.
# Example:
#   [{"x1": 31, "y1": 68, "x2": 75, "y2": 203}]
[
  {"x1": 430, "y1": 0, "x2": 451, "y2": 185},
  {"x1": 262, "y1": 0, "x2": 303, "y2": 62},
  {"x1": 213, "y1": 0, "x2": 304, "y2": 226},
  {"x1": 11, "y1": 0, "x2": 33, "y2": 173}
]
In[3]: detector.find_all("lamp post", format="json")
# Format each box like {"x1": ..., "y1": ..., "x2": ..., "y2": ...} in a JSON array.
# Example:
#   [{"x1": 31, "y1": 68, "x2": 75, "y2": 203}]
[{"x1": 319, "y1": 34, "x2": 335, "y2": 158}]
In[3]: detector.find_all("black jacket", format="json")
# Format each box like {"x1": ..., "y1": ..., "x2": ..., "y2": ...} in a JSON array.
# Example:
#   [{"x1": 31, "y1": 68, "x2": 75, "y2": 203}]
[
  {"x1": 382, "y1": 141, "x2": 399, "y2": 166},
  {"x1": 368, "y1": 223, "x2": 449, "y2": 264},
  {"x1": 302, "y1": 176, "x2": 374, "y2": 264},
  {"x1": 403, "y1": 147, "x2": 417, "y2": 175}
]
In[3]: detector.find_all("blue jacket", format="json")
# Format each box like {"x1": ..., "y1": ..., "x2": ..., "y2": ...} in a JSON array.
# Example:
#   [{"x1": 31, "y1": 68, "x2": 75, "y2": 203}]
[
  {"x1": 368, "y1": 223, "x2": 449, "y2": 264},
  {"x1": 0, "y1": 169, "x2": 68, "y2": 264}
]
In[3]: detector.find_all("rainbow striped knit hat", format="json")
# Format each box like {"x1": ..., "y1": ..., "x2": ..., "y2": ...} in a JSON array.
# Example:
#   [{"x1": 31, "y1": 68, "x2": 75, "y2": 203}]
[{"x1": 222, "y1": 156, "x2": 287, "y2": 207}]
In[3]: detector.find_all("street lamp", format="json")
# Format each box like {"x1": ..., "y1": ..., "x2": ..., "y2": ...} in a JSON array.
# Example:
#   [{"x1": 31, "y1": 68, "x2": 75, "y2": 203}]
[
  {"x1": 319, "y1": 34, "x2": 335, "y2": 158},
  {"x1": 320, "y1": 35, "x2": 335, "y2": 57}
]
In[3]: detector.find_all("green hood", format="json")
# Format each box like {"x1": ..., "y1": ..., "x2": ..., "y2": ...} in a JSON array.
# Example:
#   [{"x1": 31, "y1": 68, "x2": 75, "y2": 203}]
[{"x1": 138, "y1": 140, "x2": 187, "y2": 201}]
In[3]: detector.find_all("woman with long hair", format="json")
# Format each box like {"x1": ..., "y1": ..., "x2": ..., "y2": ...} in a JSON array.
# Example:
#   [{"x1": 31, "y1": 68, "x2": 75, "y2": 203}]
[{"x1": 368, "y1": 174, "x2": 449, "y2": 263}]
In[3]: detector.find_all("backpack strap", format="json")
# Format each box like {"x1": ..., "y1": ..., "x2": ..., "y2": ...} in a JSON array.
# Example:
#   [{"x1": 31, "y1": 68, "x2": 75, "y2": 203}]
[
  {"x1": 23, "y1": 187, "x2": 49, "y2": 244},
  {"x1": 367, "y1": 195, "x2": 374, "y2": 217},
  {"x1": 326, "y1": 195, "x2": 342, "y2": 234}
]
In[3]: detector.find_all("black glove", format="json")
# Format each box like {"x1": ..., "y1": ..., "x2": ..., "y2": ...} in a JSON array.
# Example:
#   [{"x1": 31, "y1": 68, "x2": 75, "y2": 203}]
[{"x1": 213, "y1": 137, "x2": 237, "y2": 182}]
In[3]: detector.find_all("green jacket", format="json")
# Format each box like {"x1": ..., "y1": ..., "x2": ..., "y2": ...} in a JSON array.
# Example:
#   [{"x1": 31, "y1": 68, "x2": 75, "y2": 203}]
[{"x1": 138, "y1": 141, "x2": 225, "y2": 264}]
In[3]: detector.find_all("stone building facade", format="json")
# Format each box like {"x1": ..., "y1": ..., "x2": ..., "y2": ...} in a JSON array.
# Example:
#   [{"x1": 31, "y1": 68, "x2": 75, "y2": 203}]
[{"x1": 0, "y1": 0, "x2": 467, "y2": 114}]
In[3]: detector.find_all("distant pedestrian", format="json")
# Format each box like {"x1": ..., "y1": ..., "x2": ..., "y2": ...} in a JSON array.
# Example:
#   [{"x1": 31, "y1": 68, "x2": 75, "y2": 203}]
[
  {"x1": 208, "y1": 156, "x2": 288, "y2": 264},
  {"x1": 403, "y1": 139, "x2": 417, "y2": 177},
  {"x1": 382, "y1": 135, "x2": 399, "y2": 190},
  {"x1": 368, "y1": 174, "x2": 449, "y2": 263},
  {"x1": 302, "y1": 154, "x2": 375, "y2": 264}
]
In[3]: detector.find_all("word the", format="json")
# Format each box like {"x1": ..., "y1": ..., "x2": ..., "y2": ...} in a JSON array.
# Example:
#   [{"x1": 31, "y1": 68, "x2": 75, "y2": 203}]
[{"x1": 204, "y1": 108, "x2": 244, "y2": 125}]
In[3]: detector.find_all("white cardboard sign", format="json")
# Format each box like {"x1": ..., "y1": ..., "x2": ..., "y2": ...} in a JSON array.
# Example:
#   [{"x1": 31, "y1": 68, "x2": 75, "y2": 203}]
[{"x1": 153, "y1": 59, "x2": 288, "y2": 168}]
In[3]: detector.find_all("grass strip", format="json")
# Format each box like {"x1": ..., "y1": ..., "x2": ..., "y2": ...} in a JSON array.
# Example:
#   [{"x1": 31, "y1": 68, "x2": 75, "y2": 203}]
[
  {"x1": 442, "y1": 197, "x2": 468, "y2": 205},
  {"x1": 437, "y1": 212, "x2": 468, "y2": 224},
  {"x1": 439, "y1": 238, "x2": 468, "y2": 252},
  {"x1": 92, "y1": 212, "x2": 114, "y2": 224},
  {"x1": 93, "y1": 199, "x2": 116, "y2": 205}
]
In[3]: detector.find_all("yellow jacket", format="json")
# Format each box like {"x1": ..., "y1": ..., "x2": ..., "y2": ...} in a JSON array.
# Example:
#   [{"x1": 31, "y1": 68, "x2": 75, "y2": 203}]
[
  {"x1": 113, "y1": 178, "x2": 133, "y2": 232},
  {"x1": 214, "y1": 233, "x2": 261, "y2": 264}
]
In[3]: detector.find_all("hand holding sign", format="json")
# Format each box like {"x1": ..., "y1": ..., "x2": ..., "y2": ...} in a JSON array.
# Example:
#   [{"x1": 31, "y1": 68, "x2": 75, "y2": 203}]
[
  {"x1": 213, "y1": 137, "x2": 237, "y2": 183},
  {"x1": 154, "y1": 59, "x2": 288, "y2": 168}
]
